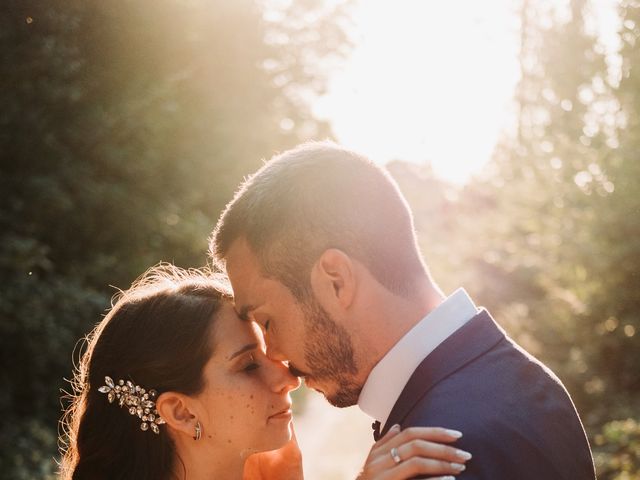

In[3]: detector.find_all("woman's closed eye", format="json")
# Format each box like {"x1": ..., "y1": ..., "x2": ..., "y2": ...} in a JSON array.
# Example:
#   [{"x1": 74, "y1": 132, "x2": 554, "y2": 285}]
[{"x1": 241, "y1": 353, "x2": 261, "y2": 373}]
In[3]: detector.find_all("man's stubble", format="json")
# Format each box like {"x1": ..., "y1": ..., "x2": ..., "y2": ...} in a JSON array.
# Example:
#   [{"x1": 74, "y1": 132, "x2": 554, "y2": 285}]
[{"x1": 301, "y1": 298, "x2": 363, "y2": 408}]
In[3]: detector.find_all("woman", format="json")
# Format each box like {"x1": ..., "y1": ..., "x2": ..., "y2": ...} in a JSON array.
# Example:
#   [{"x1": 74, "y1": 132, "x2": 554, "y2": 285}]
[{"x1": 59, "y1": 265, "x2": 471, "y2": 480}]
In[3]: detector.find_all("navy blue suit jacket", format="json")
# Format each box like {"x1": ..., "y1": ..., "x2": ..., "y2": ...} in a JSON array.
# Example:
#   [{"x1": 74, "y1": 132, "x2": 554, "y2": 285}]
[{"x1": 379, "y1": 310, "x2": 596, "y2": 479}]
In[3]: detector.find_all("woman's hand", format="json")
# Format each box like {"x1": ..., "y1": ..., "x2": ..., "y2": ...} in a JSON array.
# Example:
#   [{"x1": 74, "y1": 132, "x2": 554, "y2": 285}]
[{"x1": 357, "y1": 425, "x2": 471, "y2": 480}]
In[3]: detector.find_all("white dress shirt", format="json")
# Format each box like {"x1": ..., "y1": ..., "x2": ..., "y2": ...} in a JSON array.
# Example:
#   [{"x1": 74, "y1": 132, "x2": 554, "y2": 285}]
[{"x1": 358, "y1": 288, "x2": 479, "y2": 428}]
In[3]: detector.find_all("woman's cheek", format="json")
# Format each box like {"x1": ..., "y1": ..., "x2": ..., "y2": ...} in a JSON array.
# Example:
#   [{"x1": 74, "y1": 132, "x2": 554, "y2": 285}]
[{"x1": 236, "y1": 375, "x2": 264, "y2": 418}]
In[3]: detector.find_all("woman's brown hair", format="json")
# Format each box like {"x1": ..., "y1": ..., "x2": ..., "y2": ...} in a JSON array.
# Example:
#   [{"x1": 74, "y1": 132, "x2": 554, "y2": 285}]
[{"x1": 59, "y1": 264, "x2": 232, "y2": 480}]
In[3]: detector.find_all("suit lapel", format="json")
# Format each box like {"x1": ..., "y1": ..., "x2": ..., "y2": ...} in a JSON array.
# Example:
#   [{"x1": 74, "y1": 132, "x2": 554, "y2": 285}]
[{"x1": 380, "y1": 310, "x2": 505, "y2": 437}]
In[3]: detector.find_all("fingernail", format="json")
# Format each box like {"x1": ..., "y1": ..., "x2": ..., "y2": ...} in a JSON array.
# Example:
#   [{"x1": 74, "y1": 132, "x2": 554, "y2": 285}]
[
  {"x1": 456, "y1": 449, "x2": 472, "y2": 460},
  {"x1": 446, "y1": 429, "x2": 463, "y2": 438},
  {"x1": 391, "y1": 424, "x2": 401, "y2": 431},
  {"x1": 451, "y1": 462, "x2": 466, "y2": 471}
]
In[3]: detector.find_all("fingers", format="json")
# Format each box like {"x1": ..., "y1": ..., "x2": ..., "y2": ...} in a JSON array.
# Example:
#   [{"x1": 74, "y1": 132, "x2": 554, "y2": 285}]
[
  {"x1": 360, "y1": 425, "x2": 471, "y2": 480},
  {"x1": 374, "y1": 424, "x2": 402, "y2": 447},
  {"x1": 366, "y1": 451, "x2": 469, "y2": 480},
  {"x1": 390, "y1": 456, "x2": 468, "y2": 478},
  {"x1": 372, "y1": 426, "x2": 464, "y2": 457},
  {"x1": 395, "y1": 438, "x2": 472, "y2": 465},
  {"x1": 386, "y1": 426, "x2": 463, "y2": 446}
]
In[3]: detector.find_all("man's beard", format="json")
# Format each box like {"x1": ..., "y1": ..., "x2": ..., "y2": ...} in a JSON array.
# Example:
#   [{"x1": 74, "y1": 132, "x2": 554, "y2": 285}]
[{"x1": 301, "y1": 298, "x2": 362, "y2": 408}]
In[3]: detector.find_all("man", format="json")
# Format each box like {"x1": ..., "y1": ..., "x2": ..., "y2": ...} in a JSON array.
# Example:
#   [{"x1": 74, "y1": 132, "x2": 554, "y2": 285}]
[{"x1": 210, "y1": 141, "x2": 596, "y2": 479}]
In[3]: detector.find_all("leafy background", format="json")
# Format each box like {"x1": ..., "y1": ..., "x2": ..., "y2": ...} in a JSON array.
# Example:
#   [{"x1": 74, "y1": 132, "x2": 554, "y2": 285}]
[{"x1": 0, "y1": 0, "x2": 638, "y2": 478}]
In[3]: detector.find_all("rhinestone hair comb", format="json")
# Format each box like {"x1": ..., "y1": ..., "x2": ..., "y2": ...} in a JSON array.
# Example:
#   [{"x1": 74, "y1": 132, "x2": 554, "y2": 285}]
[{"x1": 98, "y1": 376, "x2": 166, "y2": 434}]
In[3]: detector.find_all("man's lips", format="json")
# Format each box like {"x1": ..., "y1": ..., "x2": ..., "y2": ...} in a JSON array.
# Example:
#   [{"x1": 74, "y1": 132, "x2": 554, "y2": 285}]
[
  {"x1": 303, "y1": 377, "x2": 323, "y2": 395},
  {"x1": 287, "y1": 363, "x2": 324, "y2": 393}
]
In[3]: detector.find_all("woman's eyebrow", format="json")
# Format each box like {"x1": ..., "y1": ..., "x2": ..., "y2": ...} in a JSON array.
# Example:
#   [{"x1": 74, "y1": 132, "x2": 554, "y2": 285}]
[{"x1": 228, "y1": 343, "x2": 258, "y2": 361}]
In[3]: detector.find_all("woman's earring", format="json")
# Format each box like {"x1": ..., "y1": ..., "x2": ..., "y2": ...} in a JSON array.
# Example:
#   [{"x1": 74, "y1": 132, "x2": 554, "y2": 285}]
[{"x1": 193, "y1": 420, "x2": 202, "y2": 441}]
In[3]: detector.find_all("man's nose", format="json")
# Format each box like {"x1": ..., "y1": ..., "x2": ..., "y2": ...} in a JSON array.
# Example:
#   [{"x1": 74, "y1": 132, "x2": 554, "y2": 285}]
[
  {"x1": 264, "y1": 332, "x2": 289, "y2": 362},
  {"x1": 264, "y1": 340, "x2": 287, "y2": 362}
]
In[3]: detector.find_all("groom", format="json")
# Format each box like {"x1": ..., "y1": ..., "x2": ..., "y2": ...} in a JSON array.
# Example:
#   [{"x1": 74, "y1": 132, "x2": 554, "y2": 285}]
[{"x1": 210, "y1": 141, "x2": 596, "y2": 479}]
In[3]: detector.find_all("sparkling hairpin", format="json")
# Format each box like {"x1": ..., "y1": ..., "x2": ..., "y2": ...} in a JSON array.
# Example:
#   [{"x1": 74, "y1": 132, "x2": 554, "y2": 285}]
[{"x1": 98, "y1": 376, "x2": 166, "y2": 434}]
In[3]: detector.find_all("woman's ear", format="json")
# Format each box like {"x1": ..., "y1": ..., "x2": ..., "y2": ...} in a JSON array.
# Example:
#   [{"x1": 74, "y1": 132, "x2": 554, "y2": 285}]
[
  {"x1": 156, "y1": 392, "x2": 199, "y2": 439},
  {"x1": 310, "y1": 248, "x2": 356, "y2": 311}
]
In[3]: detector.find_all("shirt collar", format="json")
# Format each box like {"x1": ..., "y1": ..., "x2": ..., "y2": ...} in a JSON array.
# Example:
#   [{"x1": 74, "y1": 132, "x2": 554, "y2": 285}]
[{"x1": 358, "y1": 288, "x2": 478, "y2": 427}]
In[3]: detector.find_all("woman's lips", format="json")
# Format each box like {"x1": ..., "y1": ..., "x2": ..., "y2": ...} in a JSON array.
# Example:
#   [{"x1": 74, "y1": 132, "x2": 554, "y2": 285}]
[{"x1": 268, "y1": 407, "x2": 293, "y2": 421}]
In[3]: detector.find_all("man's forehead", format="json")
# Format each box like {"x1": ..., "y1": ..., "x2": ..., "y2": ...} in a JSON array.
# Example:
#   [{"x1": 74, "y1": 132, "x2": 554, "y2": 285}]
[
  {"x1": 228, "y1": 272, "x2": 265, "y2": 320},
  {"x1": 225, "y1": 237, "x2": 261, "y2": 271},
  {"x1": 224, "y1": 238, "x2": 287, "y2": 318}
]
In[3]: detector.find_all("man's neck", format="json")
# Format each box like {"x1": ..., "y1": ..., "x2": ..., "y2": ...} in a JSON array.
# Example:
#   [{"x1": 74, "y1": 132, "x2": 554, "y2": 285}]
[
  {"x1": 351, "y1": 277, "x2": 445, "y2": 387},
  {"x1": 357, "y1": 287, "x2": 479, "y2": 425}
]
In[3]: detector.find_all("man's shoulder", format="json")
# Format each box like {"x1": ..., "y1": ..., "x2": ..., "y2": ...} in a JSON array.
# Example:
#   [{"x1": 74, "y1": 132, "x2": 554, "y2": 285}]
[
  {"x1": 399, "y1": 336, "x2": 596, "y2": 480},
  {"x1": 385, "y1": 310, "x2": 575, "y2": 431},
  {"x1": 408, "y1": 334, "x2": 582, "y2": 435}
]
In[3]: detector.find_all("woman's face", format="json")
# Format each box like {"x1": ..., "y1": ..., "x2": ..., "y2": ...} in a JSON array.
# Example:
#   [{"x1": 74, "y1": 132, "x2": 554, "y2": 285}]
[{"x1": 192, "y1": 302, "x2": 300, "y2": 456}]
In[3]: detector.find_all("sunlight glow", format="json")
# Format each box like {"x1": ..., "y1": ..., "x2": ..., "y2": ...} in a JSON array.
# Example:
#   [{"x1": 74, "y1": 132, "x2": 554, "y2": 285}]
[
  {"x1": 313, "y1": 0, "x2": 520, "y2": 184},
  {"x1": 313, "y1": 0, "x2": 619, "y2": 184}
]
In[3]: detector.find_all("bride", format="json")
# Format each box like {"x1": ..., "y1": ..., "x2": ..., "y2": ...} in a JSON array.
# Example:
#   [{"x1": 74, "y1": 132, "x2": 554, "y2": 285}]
[{"x1": 59, "y1": 265, "x2": 471, "y2": 480}]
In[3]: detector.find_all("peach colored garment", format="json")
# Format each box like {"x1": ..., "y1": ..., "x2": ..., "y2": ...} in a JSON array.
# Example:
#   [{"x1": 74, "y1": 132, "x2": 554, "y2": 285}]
[{"x1": 243, "y1": 433, "x2": 303, "y2": 480}]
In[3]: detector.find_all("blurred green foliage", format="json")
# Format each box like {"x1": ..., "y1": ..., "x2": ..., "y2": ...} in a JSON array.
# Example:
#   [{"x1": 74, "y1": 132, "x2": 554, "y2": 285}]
[
  {"x1": 0, "y1": 0, "x2": 349, "y2": 476},
  {"x1": 594, "y1": 419, "x2": 640, "y2": 479},
  {"x1": 0, "y1": 0, "x2": 638, "y2": 478}
]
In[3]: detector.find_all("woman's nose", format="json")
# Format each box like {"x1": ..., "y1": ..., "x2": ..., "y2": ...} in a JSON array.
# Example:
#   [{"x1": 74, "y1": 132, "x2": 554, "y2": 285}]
[{"x1": 267, "y1": 358, "x2": 301, "y2": 393}]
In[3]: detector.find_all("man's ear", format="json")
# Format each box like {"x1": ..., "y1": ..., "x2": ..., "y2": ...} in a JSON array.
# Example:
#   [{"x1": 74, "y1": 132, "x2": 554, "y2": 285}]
[
  {"x1": 156, "y1": 392, "x2": 200, "y2": 439},
  {"x1": 310, "y1": 248, "x2": 356, "y2": 310}
]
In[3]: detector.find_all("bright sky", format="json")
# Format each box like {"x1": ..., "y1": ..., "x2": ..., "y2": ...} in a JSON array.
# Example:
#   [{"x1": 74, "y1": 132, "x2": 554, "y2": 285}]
[{"x1": 313, "y1": 0, "x2": 620, "y2": 184}]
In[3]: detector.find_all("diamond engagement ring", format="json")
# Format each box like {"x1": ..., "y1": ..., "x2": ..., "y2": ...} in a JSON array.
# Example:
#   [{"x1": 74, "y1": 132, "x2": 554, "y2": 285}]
[{"x1": 390, "y1": 446, "x2": 402, "y2": 464}]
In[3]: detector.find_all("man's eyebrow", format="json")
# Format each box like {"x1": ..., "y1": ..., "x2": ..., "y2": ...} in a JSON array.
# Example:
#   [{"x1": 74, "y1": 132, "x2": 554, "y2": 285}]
[
  {"x1": 228, "y1": 343, "x2": 258, "y2": 361},
  {"x1": 236, "y1": 304, "x2": 256, "y2": 321}
]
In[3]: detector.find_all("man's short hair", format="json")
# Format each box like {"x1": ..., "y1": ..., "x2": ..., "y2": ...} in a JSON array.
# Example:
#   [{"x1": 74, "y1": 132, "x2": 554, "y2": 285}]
[{"x1": 210, "y1": 141, "x2": 427, "y2": 300}]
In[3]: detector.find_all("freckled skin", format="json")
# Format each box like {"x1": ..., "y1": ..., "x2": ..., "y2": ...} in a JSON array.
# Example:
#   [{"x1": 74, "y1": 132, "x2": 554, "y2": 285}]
[{"x1": 189, "y1": 303, "x2": 299, "y2": 455}]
